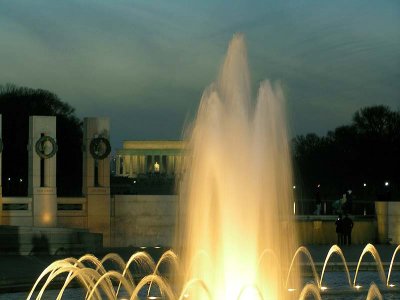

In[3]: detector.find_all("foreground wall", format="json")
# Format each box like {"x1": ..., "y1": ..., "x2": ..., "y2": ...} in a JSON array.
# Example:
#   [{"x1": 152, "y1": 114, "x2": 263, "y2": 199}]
[
  {"x1": 296, "y1": 216, "x2": 376, "y2": 245},
  {"x1": 1, "y1": 193, "x2": 380, "y2": 247},
  {"x1": 109, "y1": 195, "x2": 377, "y2": 247},
  {"x1": 111, "y1": 195, "x2": 178, "y2": 247},
  {"x1": 375, "y1": 201, "x2": 400, "y2": 244}
]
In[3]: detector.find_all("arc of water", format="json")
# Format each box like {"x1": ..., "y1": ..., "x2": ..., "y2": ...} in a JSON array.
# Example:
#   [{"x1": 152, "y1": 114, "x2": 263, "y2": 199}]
[
  {"x1": 101, "y1": 253, "x2": 134, "y2": 284},
  {"x1": 256, "y1": 248, "x2": 282, "y2": 296},
  {"x1": 148, "y1": 250, "x2": 179, "y2": 298},
  {"x1": 78, "y1": 254, "x2": 108, "y2": 275},
  {"x1": 353, "y1": 244, "x2": 386, "y2": 287},
  {"x1": 298, "y1": 283, "x2": 322, "y2": 300},
  {"x1": 56, "y1": 268, "x2": 115, "y2": 300},
  {"x1": 26, "y1": 260, "x2": 74, "y2": 300},
  {"x1": 55, "y1": 258, "x2": 93, "y2": 299},
  {"x1": 77, "y1": 254, "x2": 113, "y2": 299},
  {"x1": 130, "y1": 274, "x2": 176, "y2": 300},
  {"x1": 366, "y1": 283, "x2": 383, "y2": 300},
  {"x1": 387, "y1": 244, "x2": 400, "y2": 287},
  {"x1": 257, "y1": 248, "x2": 279, "y2": 272},
  {"x1": 236, "y1": 284, "x2": 264, "y2": 300},
  {"x1": 121, "y1": 251, "x2": 156, "y2": 280},
  {"x1": 119, "y1": 252, "x2": 156, "y2": 298},
  {"x1": 100, "y1": 253, "x2": 135, "y2": 298},
  {"x1": 178, "y1": 278, "x2": 213, "y2": 300},
  {"x1": 86, "y1": 270, "x2": 135, "y2": 300},
  {"x1": 186, "y1": 249, "x2": 211, "y2": 278},
  {"x1": 319, "y1": 245, "x2": 352, "y2": 288},
  {"x1": 34, "y1": 267, "x2": 101, "y2": 300},
  {"x1": 285, "y1": 246, "x2": 320, "y2": 289}
]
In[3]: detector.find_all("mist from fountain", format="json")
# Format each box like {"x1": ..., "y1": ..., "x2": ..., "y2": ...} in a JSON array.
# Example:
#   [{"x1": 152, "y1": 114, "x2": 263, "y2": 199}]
[{"x1": 175, "y1": 33, "x2": 300, "y2": 299}]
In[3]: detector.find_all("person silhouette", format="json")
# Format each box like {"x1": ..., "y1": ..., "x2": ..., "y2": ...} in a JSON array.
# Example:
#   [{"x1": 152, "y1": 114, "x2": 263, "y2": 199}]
[
  {"x1": 342, "y1": 214, "x2": 354, "y2": 245},
  {"x1": 335, "y1": 214, "x2": 344, "y2": 245}
]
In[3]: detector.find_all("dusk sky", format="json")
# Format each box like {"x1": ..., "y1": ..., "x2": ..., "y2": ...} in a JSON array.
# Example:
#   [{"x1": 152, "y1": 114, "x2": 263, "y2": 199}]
[{"x1": 1, "y1": 0, "x2": 399, "y2": 149}]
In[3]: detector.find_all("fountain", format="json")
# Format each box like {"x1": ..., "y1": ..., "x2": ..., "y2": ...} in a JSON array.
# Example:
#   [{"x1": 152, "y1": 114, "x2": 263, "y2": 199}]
[
  {"x1": 175, "y1": 33, "x2": 299, "y2": 299},
  {"x1": 23, "y1": 35, "x2": 400, "y2": 299}
]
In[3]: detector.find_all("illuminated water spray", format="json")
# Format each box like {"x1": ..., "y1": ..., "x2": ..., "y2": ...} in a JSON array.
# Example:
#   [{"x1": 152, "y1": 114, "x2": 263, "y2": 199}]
[{"x1": 176, "y1": 34, "x2": 300, "y2": 299}]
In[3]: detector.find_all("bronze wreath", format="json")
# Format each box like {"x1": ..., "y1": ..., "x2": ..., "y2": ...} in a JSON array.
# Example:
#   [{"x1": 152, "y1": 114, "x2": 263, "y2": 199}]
[
  {"x1": 89, "y1": 137, "x2": 111, "y2": 160},
  {"x1": 35, "y1": 136, "x2": 58, "y2": 159}
]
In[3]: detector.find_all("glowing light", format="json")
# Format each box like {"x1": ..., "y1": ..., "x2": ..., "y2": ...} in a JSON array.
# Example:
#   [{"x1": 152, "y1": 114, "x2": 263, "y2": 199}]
[
  {"x1": 7, "y1": 177, "x2": 10, "y2": 181},
  {"x1": 154, "y1": 246, "x2": 161, "y2": 249},
  {"x1": 363, "y1": 183, "x2": 367, "y2": 187},
  {"x1": 293, "y1": 202, "x2": 296, "y2": 215},
  {"x1": 317, "y1": 184, "x2": 321, "y2": 188},
  {"x1": 292, "y1": 185, "x2": 296, "y2": 189},
  {"x1": 148, "y1": 297, "x2": 160, "y2": 300},
  {"x1": 19, "y1": 178, "x2": 23, "y2": 182},
  {"x1": 140, "y1": 246, "x2": 147, "y2": 249},
  {"x1": 385, "y1": 181, "x2": 389, "y2": 186},
  {"x1": 43, "y1": 213, "x2": 51, "y2": 224},
  {"x1": 320, "y1": 286, "x2": 328, "y2": 291},
  {"x1": 355, "y1": 285, "x2": 362, "y2": 290},
  {"x1": 389, "y1": 284, "x2": 395, "y2": 288},
  {"x1": 288, "y1": 288, "x2": 296, "y2": 292},
  {"x1": 133, "y1": 180, "x2": 136, "y2": 184}
]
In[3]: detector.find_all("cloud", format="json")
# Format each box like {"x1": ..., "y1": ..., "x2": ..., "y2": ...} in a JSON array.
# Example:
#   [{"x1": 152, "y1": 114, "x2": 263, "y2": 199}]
[{"x1": 0, "y1": 0, "x2": 399, "y2": 146}]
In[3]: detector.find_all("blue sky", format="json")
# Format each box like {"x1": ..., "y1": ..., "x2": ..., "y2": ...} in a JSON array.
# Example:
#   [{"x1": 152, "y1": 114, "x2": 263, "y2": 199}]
[{"x1": 0, "y1": 0, "x2": 399, "y2": 149}]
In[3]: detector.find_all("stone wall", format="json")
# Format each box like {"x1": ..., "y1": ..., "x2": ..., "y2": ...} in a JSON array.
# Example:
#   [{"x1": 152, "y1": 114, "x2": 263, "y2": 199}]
[
  {"x1": 111, "y1": 195, "x2": 178, "y2": 247},
  {"x1": 0, "y1": 193, "x2": 382, "y2": 247},
  {"x1": 296, "y1": 216, "x2": 376, "y2": 245},
  {"x1": 375, "y1": 201, "x2": 400, "y2": 244}
]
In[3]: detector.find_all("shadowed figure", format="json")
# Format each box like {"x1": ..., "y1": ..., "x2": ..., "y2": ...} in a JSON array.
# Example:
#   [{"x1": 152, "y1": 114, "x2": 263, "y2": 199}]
[
  {"x1": 30, "y1": 233, "x2": 50, "y2": 255},
  {"x1": 335, "y1": 214, "x2": 344, "y2": 245},
  {"x1": 342, "y1": 214, "x2": 354, "y2": 245}
]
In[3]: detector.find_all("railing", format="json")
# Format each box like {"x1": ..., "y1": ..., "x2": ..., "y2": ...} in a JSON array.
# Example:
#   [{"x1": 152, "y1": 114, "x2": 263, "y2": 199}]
[{"x1": 295, "y1": 198, "x2": 376, "y2": 216}]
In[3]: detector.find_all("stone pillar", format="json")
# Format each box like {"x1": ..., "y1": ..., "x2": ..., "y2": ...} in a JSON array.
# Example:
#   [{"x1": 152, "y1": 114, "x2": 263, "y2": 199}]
[
  {"x1": 0, "y1": 115, "x2": 2, "y2": 223},
  {"x1": 83, "y1": 117, "x2": 111, "y2": 246},
  {"x1": 116, "y1": 155, "x2": 121, "y2": 176},
  {"x1": 28, "y1": 116, "x2": 57, "y2": 227},
  {"x1": 388, "y1": 202, "x2": 400, "y2": 244},
  {"x1": 129, "y1": 155, "x2": 134, "y2": 177},
  {"x1": 140, "y1": 155, "x2": 145, "y2": 173},
  {"x1": 166, "y1": 156, "x2": 174, "y2": 175},
  {"x1": 375, "y1": 202, "x2": 388, "y2": 243},
  {"x1": 124, "y1": 155, "x2": 130, "y2": 176}
]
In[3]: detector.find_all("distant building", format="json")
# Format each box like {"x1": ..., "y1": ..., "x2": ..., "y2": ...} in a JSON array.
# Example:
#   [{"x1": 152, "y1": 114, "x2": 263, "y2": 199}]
[{"x1": 114, "y1": 140, "x2": 185, "y2": 178}]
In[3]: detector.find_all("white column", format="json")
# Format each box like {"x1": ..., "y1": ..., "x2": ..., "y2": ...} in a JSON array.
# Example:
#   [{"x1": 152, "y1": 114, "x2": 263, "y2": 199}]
[
  {"x1": 130, "y1": 155, "x2": 137, "y2": 177},
  {"x1": 116, "y1": 155, "x2": 121, "y2": 176},
  {"x1": 140, "y1": 155, "x2": 145, "y2": 174},
  {"x1": 123, "y1": 155, "x2": 130, "y2": 176},
  {"x1": 28, "y1": 116, "x2": 57, "y2": 227},
  {"x1": 82, "y1": 117, "x2": 111, "y2": 247}
]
